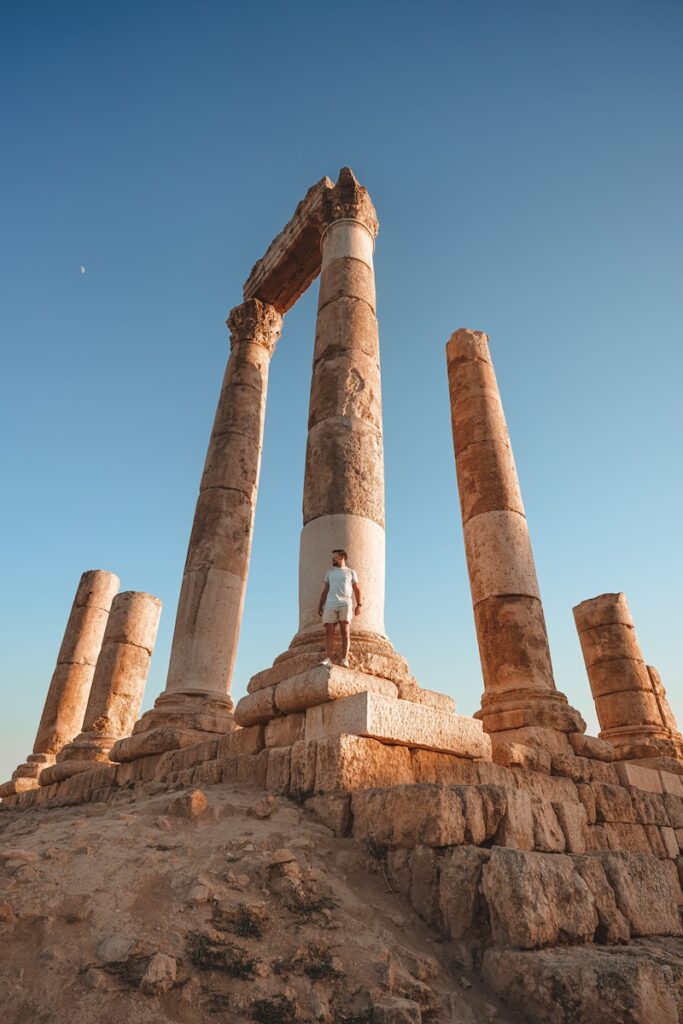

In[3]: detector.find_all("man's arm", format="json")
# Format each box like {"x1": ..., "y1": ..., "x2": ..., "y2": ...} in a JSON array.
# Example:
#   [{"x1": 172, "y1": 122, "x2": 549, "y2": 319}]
[
  {"x1": 352, "y1": 581, "x2": 362, "y2": 613},
  {"x1": 318, "y1": 582, "x2": 329, "y2": 617}
]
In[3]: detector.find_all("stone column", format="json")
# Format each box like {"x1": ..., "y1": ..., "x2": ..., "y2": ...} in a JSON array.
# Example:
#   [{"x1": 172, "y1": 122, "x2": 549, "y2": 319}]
[
  {"x1": 0, "y1": 569, "x2": 119, "y2": 797},
  {"x1": 446, "y1": 329, "x2": 585, "y2": 754},
  {"x1": 111, "y1": 299, "x2": 282, "y2": 762},
  {"x1": 41, "y1": 591, "x2": 161, "y2": 783},
  {"x1": 573, "y1": 593, "x2": 682, "y2": 760},
  {"x1": 277, "y1": 168, "x2": 407, "y2": 680}
]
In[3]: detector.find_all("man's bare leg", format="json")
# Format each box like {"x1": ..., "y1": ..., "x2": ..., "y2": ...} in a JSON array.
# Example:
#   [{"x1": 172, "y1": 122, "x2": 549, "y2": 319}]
[
  {"x1": 340, "y1": 621, "x2": 350, "y2": 664},
  {"x1": 324, "y1": 623, "x2": 337, "y2": 660}
]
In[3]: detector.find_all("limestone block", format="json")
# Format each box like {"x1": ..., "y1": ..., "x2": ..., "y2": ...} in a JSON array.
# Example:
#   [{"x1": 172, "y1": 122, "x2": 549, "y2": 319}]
[
  {"x1": 492, "y1": 739, "x2": 551, "y2": 774},
  {"x1": 567, "y1": 732, "x2": 614, "y2": 761},
  {"x1": 629, "y1": 788, "x2": 668, "y2": 826},
  {"x1": 604, "y1": 822, "x2": 652, "y2": 854},
  {"x1": 615, "y1": 761, "x2": 663, "y2": 793},
  {"x1": 406, "y1": 688, "x2": 456, "y2": 713},
  {"x1": 233, "y1": 686, "x2": 277, "y2": 727},
  {"x1": 305, "y1": 692, "x2": 491, "y2": 759},
  {"x1": 81, "y1": 642, "x2": 151, "y2": 737},
  {"x1": 308, "y1": 350, "x2": 382, "y2": 432},
  {"x1": 410, "y1": 750, "x2": 479, "y2": 785},
  {"x1": 265, "y1": 713, "x2": 305, "y2": 748},
  {"x1": 351, "y1": 784, "x2": 466, "y2": 848},
  {"x1": 56, "y1": 605, "x2": 112, "y2": 667},
  {"x1": 483, "y1": 946, "x2": 681, "y2": 1024},
  {"x1": 509, "y1": 767, "x2": 579, "y2": 805},
  {"x1": 216, "y1": 726, "x2": 265, "y2": 758},
  {"x1": 464, "y1": 511, "x2": 540, "y2": 604},
  {"x1": 385, "y1": 848, "x2": 411, "y2": 895},
  {"x1": 598, "y1": 851, "x2": 683, "y2": 935},
  {"x1": 273, "y1": 665, "x2": 398, "y2": 715},
  {"x1": 553, "y1": 802, "x2": 588, "y2": 853},
  {"x1": 110, "y1": 726, "x2": 214, "y2": 763},
  {"x1": 593, "y1": 782, "x2": 635, "y2": 823},
  {"x1": 302, "y1": 417, "x2": 385, "y2": 526},
  {"x1": 454, "y1": 785, "x2": 507, "y2": 845},
  {"x1": 314, "y1": 734, "x2": 414, "y2": 793},
  {"x1": 573, "y1": 856, "x2": 630, "y2": 943},
  {"x1": 439, "y1": 846, "x2": 490, "y2": 942},
  {"x1": 660, "y1": 770, "x2": 683, "y2": 796},
  {"x1": 33, "y1": 662, "x2": 96, "y2": 755},
  {"x1": 661, "y1": 826, "x2": 679, "y2": 859},
  {"x1": 481, "y1": 848, "x2": 598, "y2": 948},
  {"x1": 210, "y1": 377, "x2": 266, "y2": 446},
  {"x1": 577, "y1": 784, "x2": 597, "y2": 825},
  {"x1": 449, "y1": 392, "x2": 509, "y2": 455},
  {"x1": 531, "y1": 797, "x2": 566, "y2": 852},
  {"x1": 573, "y1": 592, "x2": 634, "y2": 632},
  {"x1": 577, "y1": 622, "x2": 643, "y2": 668},
  {"x1": 321, "y1": 217, "x2": 374, "y2": 267},
  {"x1": 455, "y1": 437, "x2": 524, "y2": 525},
  {"x1": 598, "y1": 689, "x2": 663, "y2": 731},
  {"x1": 408, "y1": 845, "x2": 440, "y2": 926},
  {"x1": 586, "y1": 657, "x2": 653, "y2": 698},
  {"x1": 304, "y1": 794, "x2": 351, "y2": 836},
  {"x1": 265, "y1": 746, "x2": 290, "y2": 794},
  {"x1": 551, "y1": 752, "x2": 593, "y2": 783},
  {"x1": 494, "y1": 787, "x2": 534, "y2": 851},
  {"x1": 588, "y1": 759, "x2": 619, "y2": 785},
  {"x1": 184, "y1": 487, "x2": 255, "y2": 575},
  {"x1": 201, "y1": 428, "x2": 262, "y2": 494},
  {"x1": 235, "y1": 749, "x2": 269, "y2": 787},
  {"x1": 318, "y1": 257, "x2": 376, "y2": 313},
  {"x1": 313, "y1": 296, "x2": 379, "y2": 365},
  {"x1": 473, "y1": 596, "x2": 554, "y2": 694},
  {"x1": 290, "y1": 740, "x2": 317, "y2": 797},
  {"x1": 102, "y1": 592, "x2": 162, "y2": 653}
]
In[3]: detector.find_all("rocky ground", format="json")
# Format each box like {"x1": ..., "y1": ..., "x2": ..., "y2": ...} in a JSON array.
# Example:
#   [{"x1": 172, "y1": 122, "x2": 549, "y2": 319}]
[{"x1": 0, "y1": 781, "x2": 522, "y2": 1024}]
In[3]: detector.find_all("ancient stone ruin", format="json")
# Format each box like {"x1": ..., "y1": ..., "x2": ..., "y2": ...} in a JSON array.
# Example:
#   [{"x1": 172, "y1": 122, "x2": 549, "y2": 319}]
[{"x1": 2, "y1": 169, "x2": 683, "y2": 1024}]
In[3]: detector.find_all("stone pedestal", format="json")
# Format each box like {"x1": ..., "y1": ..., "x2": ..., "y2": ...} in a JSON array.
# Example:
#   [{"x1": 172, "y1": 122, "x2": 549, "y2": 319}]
[
  {"x1": 111, "y1": 300, "x2": 282, "y2": 763},
  {"x1": 573, "y1": 592, "x2": 683, "y2": 761},
  {"x1": 41, "y1": 591, "x2": 162, "y2": 783},
  {"x1": 446, "y1": 329, "x2": 585, "y2": 755},
  {"x1": 0, "y1": 569, "x2": 119, "y2": 798}
]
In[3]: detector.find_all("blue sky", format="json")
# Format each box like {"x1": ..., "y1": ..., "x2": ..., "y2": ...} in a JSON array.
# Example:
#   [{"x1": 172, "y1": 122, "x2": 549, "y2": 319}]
[{"x1": 1, "y1": 0, "x2": 682, "y2": 781}]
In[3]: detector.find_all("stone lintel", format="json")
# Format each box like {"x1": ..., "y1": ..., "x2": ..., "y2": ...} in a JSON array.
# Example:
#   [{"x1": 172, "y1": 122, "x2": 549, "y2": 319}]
[
  {"x1": 243, "y1": 176, "x2": 334, "y2": 314},
  {"x1": 304, "y1": 691, "x2": 491, "y2": 760}
]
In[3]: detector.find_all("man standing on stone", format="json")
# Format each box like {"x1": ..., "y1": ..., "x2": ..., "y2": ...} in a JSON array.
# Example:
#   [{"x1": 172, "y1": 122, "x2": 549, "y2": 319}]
[{"x1": 318, "y1": 549, "x2": 362, "y2": 668}]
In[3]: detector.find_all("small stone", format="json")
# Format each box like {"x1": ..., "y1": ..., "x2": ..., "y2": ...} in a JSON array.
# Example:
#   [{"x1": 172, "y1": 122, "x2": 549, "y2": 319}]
[
  {"x1": 458, "y1": 976, "x2": 471, "y2": 989},
  {"x1": 270, "y1": 847, "x2": 297, "y2": 865},
  {"x1": 154, "y1": 816, "x2": 173, "y2": 831},
  {"x1": 140, "y1": 952, "x2": 177, "y2": 994},
  {"x1": 187, "y1": 882, "x2": 210, "y2": 905},
  {"x1": 249, "y1": 794, "x2": 276, "y2": 819},
  {"x1": 96, "y1": 934, "x2": 136, "y2": 963}
]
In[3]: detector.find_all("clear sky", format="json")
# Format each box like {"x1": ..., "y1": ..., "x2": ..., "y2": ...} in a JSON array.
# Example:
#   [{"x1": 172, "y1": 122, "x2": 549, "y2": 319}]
[{"x1": 1, "y1": 0, "x2": 682, "y2": 782}]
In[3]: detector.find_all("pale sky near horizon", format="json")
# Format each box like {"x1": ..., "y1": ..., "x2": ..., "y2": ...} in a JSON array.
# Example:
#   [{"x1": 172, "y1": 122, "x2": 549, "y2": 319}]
[{"x1": 1, "y1": 0, "x2": 682, "y2": 783}]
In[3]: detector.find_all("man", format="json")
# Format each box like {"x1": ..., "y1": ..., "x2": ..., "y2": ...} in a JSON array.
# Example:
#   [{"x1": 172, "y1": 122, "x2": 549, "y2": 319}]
[{"x1": 317, "y1": 549, "x2": 362, "y2": 668}]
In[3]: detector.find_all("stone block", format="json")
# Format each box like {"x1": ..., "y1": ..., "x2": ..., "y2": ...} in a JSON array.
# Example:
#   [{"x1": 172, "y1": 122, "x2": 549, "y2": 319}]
[
  {"x1": 577, "y1": 783, "x2": 597, "y2": 825},
  {"x1": 660, "y1": 771, "x2": 683, "y2": 797},
  {"x1": 568, "y1": 732, "x2": 614, "y2": 762},
  {"x1": 463, "y1": 510, "x2": 540, "y2": 603},
  {"x1": 661, "y1": 826, "x2": 679, "y2": 859},
  {"x1": 216, "y1": 726, "x2": 265, "y2": 758},
  {"x1": 675, "y1": 829, "x2": 683, "y2": 852},
  {"x1": 615, "y1": 761, "x2": 663, "y2": 793},
  {"x1": 644, "y1": 825, "x2": 668, "y2": 858},
  {"x1": 473, "y1": 594, "x2": 555, "y2": 694},
  {"x1": 385, "y1": 848, "x2": 411, "y2": 895},
  {"x1": 410, "y1": 750, "x2": 479, "y2": 785},
  {"x1": 265, "y1": 713, "x2": 306, "y2": 748},
  {"x1": 265, "y1": 746, "x2": 290, "y2": 794},
  {"x1": 593, "y1": 782, "x2": 635, "y2": 823},
  {"x1": 290, "y1": 740, "x2": 317, "y2": 797},
  {"x1": 604, "y1": 822, "x2": 652, "y2": 854},
  {"x1": 493, "y1": 740, "x2": 551, "y2": 774},
  {"x1": 110, "y1": 726, "x2": 213, "y2": 763},
  {"x1": 511, "y1": 768, "x2": 579, "y2": 805},
  {"x1": 304, "y1": 794, "x2": 351, "y2": 836},
  {"x1": 351, "y1": 784, "x2": 466, "y2": 848},
  {"x1": 408, "y1": 845, "x2": 440, "y2": 927},
  {"x1": 573, "y1": 856, "x2": 630, "y2": 943},
  {"x1": 453, "y1": 784, "x2": 507, "y2": 845},
  {"x1": 629, "y1": 788, "x2": 668, "y2": 826},
  {"x1": 588, "y1": 758, "x2": 619, "y2": 785},
  {"x1": 552, "y1": 801, "x2": 588, "y2": 853},
  {"x1": 551, "y1": 752, "x2": 592, "y2": 783},
  {"x1": 494, "y1": 787, "x2": 534, "y2": 851},
  {"x1": 235, "y1": 749, "x2": 269, "y2": 788},
  {"x1": 305, "y1": 691, "x2": 491, "y2": 759},
  {"x1": 273, "y1": 664, "x2": 397, "y2": 714},
  {"x1": 233, "y1": 686, "x2": 276, "y2": 726},
  {"x1": 663, "y1": 793, "x2": 683, "y2": 828},
  {"x1": 439, "y1": 846, "x2": 490, "y2": 942},
  {"x1": 481, "y1": 848, "x2": 598, "y2": 948},
  {"x1": 598, "y1": 689, "x2": 663, "y2": 731},
  {"x1": 598, "y1": 850, "x2": 683, "y2": 936},
  {"x1": 302, "y1": 417, "x2": 384, "y2": 524},
  {"x1": 531, "y1": 797, "x2": 566, "y2": 852},
  {"x1": 315, "y1": 735, "x2": 415, "y2": 793}
]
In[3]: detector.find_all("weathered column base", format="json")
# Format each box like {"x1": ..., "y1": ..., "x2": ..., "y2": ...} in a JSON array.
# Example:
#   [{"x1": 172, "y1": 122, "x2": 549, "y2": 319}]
[
  {"x1": 598, "y1": 723, "x2": 683, "y2": 763},
  {"x1": 0, "y1": 753, "x2": 56, "y2": 797},
  {"x1": 476, "y1": 688, "x2": 587, "y2": 757},
  {"x1": 109, "y1": 690, "x2": 237, "y2": 763},
  {"x1": 39, "y1": 734, "x2": 118, "y2": 785}
]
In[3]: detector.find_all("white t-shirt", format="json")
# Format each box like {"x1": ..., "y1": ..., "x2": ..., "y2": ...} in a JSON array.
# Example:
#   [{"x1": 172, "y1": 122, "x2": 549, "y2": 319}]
[{"x1": 324, "y1": 567, "x2": 358, "y2": 607}]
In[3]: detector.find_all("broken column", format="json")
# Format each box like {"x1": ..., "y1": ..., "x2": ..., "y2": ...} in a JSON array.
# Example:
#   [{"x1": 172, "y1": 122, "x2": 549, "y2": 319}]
[
  {"x1": 0, "y1": 569, "x2": 119, "y2": 797},
  {"x1": 573, "y1": 592, "x2": 682, "y2": 761},
  {"x1": 110, "y1": 299, "x2": 282, "y2": 763},
  {"x1": 40, "y1": 591, "x2": 162, "y2": 783},
  {"x1": 446, "y1": 329, "x2": 585, "y2": 754}
]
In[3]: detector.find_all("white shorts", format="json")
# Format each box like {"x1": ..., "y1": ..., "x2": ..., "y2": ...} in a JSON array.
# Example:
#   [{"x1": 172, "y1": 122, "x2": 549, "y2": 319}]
[{"x1": 322, "y1": 602, "x2": 353, "y2": 624}]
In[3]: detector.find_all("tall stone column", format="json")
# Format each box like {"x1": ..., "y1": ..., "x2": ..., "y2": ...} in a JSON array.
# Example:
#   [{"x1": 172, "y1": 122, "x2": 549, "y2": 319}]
[
  {"x1": 447, "y1": 329, "x2": 585, "y2": 754},
  {"x1": 277, "y1": 169, "x2": 406, "y2": 679},
  {"x1": 0, "y1": 569, "x2": 119, "y2": 797},
  {"x1": 111, "y1": 299, "x2": 282, "y2": 762},
  {"x1": 41, "y1": 591, "x2": 162, "y2": 783},
  {"x1": 573, "y1": 592, "x2": 683, "y2": 761}
]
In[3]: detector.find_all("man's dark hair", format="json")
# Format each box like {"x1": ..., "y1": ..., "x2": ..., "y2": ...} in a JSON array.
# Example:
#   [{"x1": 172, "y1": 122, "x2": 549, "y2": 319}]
[{"x1": 332, "y1": 549, "x2": 348, "y2": 559}]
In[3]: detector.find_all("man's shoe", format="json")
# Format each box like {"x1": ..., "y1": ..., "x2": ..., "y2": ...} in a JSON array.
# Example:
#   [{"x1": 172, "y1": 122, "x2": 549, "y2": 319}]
[
  {"x1": 339, "y1": 658, "x2": 350, "y2": 668},
  {"x1": 320, "y1": 657, "x2": 332, "y2": 667}
]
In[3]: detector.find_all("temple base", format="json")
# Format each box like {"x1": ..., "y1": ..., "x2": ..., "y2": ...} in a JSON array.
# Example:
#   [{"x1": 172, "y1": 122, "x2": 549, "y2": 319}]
[{"x1": 109, "y1": 691, "x2": 237, "y2": 763}]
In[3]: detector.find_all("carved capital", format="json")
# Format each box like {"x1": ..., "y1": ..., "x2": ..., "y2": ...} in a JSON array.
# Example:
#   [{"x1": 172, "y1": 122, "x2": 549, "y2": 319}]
[
  {"x1": 322, "y1": 167, "x2": 379, "y2": 239},
  {"x1": 227, "y1": 298, "x2": 283, "y2": 355}
]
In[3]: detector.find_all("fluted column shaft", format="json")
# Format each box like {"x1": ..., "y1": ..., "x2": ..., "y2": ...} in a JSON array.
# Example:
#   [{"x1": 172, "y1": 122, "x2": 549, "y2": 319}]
[
  {"x1": 0, "y1": 569, "x2": 119, "y2": 797},
  {"x1": 574, "y1": 592, "x2": 682, "y2": 760},
  {"x1": 447, "y1": 329, "x2": 584, "y2": 752},
  {"x1": 41, "y1": 591, "x2": 162, "y2": 783}
]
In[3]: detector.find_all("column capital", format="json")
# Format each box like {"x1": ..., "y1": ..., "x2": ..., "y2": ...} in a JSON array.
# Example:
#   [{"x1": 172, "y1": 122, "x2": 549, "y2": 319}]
[
  {"x1": 321, "y1": 167, "x2": 379, "y2": 241},
  {"x1": 227, "y1": 298, "x2": 283, "y2": 355}
]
